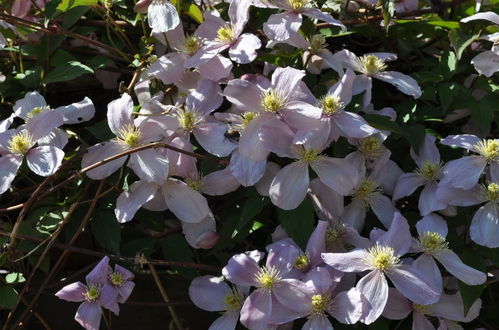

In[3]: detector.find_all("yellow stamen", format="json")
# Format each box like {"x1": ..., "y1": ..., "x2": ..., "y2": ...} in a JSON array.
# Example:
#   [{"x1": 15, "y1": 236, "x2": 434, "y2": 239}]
[
  {"x1": 319, "y1": 94, "x2": 344, "y2": 116},
  {"x1": 85, "y1": 285, "x2": 101, "y2": 302},
  {"x1": 117, "y1": 124, "x2": 142, "y2": 147},
  {"x1": 110, "y1": 272, "x2": 125, "y2": 286},
  {"x1": 308, "y1": 34, "x2": 327, "y2": 52},
  {"x1": 294, "y1": 254, "x2": 310, "y2": 271},
  {"x1": 359, "y1": 55, "x2": 387, "y2": 75},
  {"x1": 358, "y1": 136, "x2": 383, "y2": 158},
  {"x1": 311, "y1": 294, "x2": 329, "y2": 314},
  {"x1": 224, "y1": 290, "x2": 244, "y2": 312},
  {"x1": 366, "y1": 244, "x2": 400, "y2": 271},
  {"x1": 261, "y1": 89, "x2": 286, "y2": 113},
  {"x1": 474, "y1": 139, "x2": 499, "y2": 161},
  {"x1": 27, "y1": 106, "x2": 51, "y2": 119},
  {"x1": 8, "y1": 131, "x2": 33, "y2": 155},
  {"x1": 416, "y1": 161, "x2": 442, "y2": 181},
  {"x1": 289, "y1": 0, "x2": 309, "y2": 10},
  {"x1": 413, "y1": 303, "x2": 431, "y2": 314},
  {"x1": 183, "y1": 35, "x2": 202, "y2": 55},
  {"x1": 486, "y1": 183, "x2": 499, "y2": 201},
  {"x1": 216, "y1": 25, "x2": 236, "y2": 43},
  {"x1": 255, "y1": 266, "x2": 281, "y2": 290},
  {"x1": 419, "y1": 231, "x2": 448, "y2": 253},
  {"x1": 176, "y1": 109, "x2": 200, "y2": 132},
  {"x1": 354, "y1": 179, "x2": 380, "y2": 203}
]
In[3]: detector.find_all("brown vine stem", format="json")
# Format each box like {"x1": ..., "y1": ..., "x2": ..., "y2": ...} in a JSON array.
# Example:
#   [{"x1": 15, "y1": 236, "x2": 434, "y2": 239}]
[
  {"x1": 148, "y1": 263, "x2": 185, "y2": 330},
  {"x1": 0, "y1": 230, "x2": 222, "y2": 272},
  {"x1": 7, "y1": 181, "x2": 106, "y2": 330}
]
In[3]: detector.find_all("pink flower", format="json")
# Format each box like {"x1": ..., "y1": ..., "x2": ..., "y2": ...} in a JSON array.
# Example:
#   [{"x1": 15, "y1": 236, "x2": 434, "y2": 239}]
[{"x1": 322, "y1": 213, "x2": 441, "y2": 324}]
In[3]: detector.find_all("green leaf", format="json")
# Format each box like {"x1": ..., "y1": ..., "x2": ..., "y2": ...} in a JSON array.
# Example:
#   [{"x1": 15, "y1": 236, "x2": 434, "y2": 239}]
[
  {"x1": 44, "y1": 61, "x2": 93, "y2": 84},
  {"x1": 57, "y1": 0, "x2": 98, "y2": 12},
  {"x1": 458, "y1": 249, "x2": 486, "y2": 314},
  {"x1": 403, "y1": 124, "x2": 426, "y2": 151},
  {"x1": 0, "y1": 286, "x2": 18, "y2": 309},
  {"x1": 62, "y1": 6, "x2": 90, "y2": 28},
  {"x1": 471, "y1": 93, "x2": 497, "y2": 135},
  {"x1": 449, "y1": 28, "x2": 481, "y2": 60},
  {"x1": 231, "y1": 196, "x2": 268, "y2": 239},
  {"x1": 439, "y1": 51, "x2": 457, "y2": 80},
  {"x1": 161, "y1": 234, "x2": 197, "y2": 278},
  {"x1": 45, "y1": 0, "x2": 63, "y2": 21},
  {"x1": 437, "y1": 82, "x2": 458, "y2": 112},
  {"x1": 278, "y1": 198, "x2": 315, "y2": 250},
  {"x1": 186, "y1": 4, "x2": 203, "y2": 23},
  {"x1": 91, "y1": 210, "x2": 121, "y2": 254},
  {"x1": 363, "y1": 114, "x2": 405, "y2": 135},
  {"x1": 5, "y1": 273, "x2": 26, "y2": 284}
]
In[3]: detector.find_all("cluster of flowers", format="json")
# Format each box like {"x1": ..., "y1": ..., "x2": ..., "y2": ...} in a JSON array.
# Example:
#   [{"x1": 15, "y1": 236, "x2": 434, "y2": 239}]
[
  {"x1": 55, "y1": 257, "x2": 135, "y2": 330},
  {"x1": 189, "y1": 214, "x2": 484, "y2": 329}
]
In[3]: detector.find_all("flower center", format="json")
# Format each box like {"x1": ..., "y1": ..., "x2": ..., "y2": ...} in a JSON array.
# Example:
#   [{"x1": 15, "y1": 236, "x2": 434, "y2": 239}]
[
  {"x1": 8, "y1": 131, "x2": 33, "y2": 155},
  {"x1": 224, "y1": 291, "x2": 243, "y2": 312},
  {"x1": 240, "y1": 112, "x2": 259, "y2": 129},
  {"x1": 289, "y1": 0, "x2": 309, "y2": 10},
  {"x1": 185, "y1": 177, "x2": 202, "y2": 191},
  {"x1": 359, "y1": 55, "x2": 387, "y2": 75},
  {"x1": 176, "y1": 109, "x2": 200, "y2": 132},
  {"x1": 84, "y1": 285, "x2": 101, "y2": 302},
  {"x1": 216, "y1": 25, "x2": 236, "y2": 43},
  {"x1": 419, "y1": 231, "x2": 448, "y2": 253},
  {"x1": 27, "y1": 105, "x2": 51, "y2": 119},
  {"x1": 109, "y1": 272, "x2": 125, "y2": 286},
  {"x1": 319, "y1": 95, "x2": 344, "y2": 116},
  {"x1": 366, "y1": 244, "x2": 400, "y2": 271},
  {"x1": 297, "y1": 148, "x2": 320, "y2": 163},
  {"x1": 311, "y1": 294, "x2": 329, "y2": 314},
  {"x1": 354, "y1": 179, "x2": 380, "y2": 202},
  {"x1": 293, "y1": 254, "x2": 310, "y2": 271},
  {"x1": 183, "y1": 35, "x2": 202, "y2": 55},
  {"x1": 474, "y1": 139, "x2": 499, "y2": 161},
  {"x1": 357, "y1": 136, "x2": 383, "y2": 158},
  {"x1": 486, "y1": 183, "x2": 499, "y2": 201},
  {"x1": 255, "y1": 266, "x2": 282, "y2": 290},
  {"x1": 413, "y1": 303, "x2": 431, "y2": 314},
  {"x1": 416, "y1": 161, "x2": 442, "y2": 181},
  {"x1": 117, "y1": 124, "x2": 142, "y2": 147},
  {"x1": 261, "y1": 89, "x2": 286, "y2": 113},
  {"x1": 309, "y1": 34, "x2": 327, "y2": 52}
]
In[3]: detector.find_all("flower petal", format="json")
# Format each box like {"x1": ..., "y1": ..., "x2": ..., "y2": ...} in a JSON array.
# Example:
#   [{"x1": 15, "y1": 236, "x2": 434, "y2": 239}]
[
  {"x1": 128, "y1": 149, "x2": 169, "y2": 184},
  {"x1": 470, "y1": 202, "x2": 499, "y2": 248},
  {"x1": 442, "y1": 156, "x2": 487, "y2": 190},
  {"x1": 55, "y1": 282, "x2": 87, "y2": 302},
  {"x1": 222, "y1": 251, "x2": 261, "y2": 287},
  {"x1": 356, "y1": 270, "x2": 389, "y2": 324},
  {"x1": 189, "y1": 275, "x2": 231, "y2": 312},
  {"x1": 26, "y1": 146, "x2": 64, "y2": 177},
  {"x1": 82, "y1": 141, "x2": 129, "y2": 180},
  {"x1": 321, "y1": 249, "x2": 372, "y2": 273},
  {"x1": 311, "y1": 157, "x2": 359, "y2": 196},
  {"x1": 387, "y1": 264, "x2": 440, "y2": 305},
  {"x1": 434, "y1": 249, "x2": 486, "y2": 285},
  {"x1": 229, "y1": 149, "x2": 267, "y2": 187},
  {"x1": 0, "y1": 154, "x2": 23, "y2": 194},
  {"x1": 269, "y1": 162, "x2": 309, "y2": 210},
  {"x1": 240, "y1": 290, "x2": 272, "y2": 329},
  {"x1": 392, "y1": 173, "x2": 426, "y2": 200},
  {"x1": 148, "y1": 0, "x2": 180, "y2": 33},
  {"x1": 115, "y1": 180, "x2": 158, "y2": 223},
  {"x1": 229, "y1": 33, "x2": 261, "y2": 64},
  {"x1": 75, "y1": 302, "x2": 101, "y2": 330},
  {"x1": 163, "y1": 180, "x2": 210, "y2": 223},
  {"x1": 107, "y1": 93, "x2": 133, "y2": 135},
  {"x1": 328, "y1": 287, "x2": 364, "y2": 324},
  {"x1": 54, "y1": 97, "x2": 95, "y2": 124},
  {"x1": 374, "y1": 71, "x2": 422, "y2": 98}
]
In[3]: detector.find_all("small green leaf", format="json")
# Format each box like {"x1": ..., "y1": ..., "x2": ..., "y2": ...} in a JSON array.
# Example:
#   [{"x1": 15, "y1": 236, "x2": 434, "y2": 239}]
[
  {"x1": 91, "y1": 210, "x2": 121, "y2": 254},
  {"x1": 404, "y1": 124, "x2": 426, "y2": 151},
  {"x1": 0, "y1": 286, "x2": 18, "y2": 309},
  {"x1": 449, "y1": 28, "x2": 482, "y2": 60},
  {"x1": 363, "y1": 114, "x2": 405, "y2": 135},
  {"x1": 45, "y1": 0, "x2": 63, "y2": 21},
  {"x1": 44, "y1": 61, "x2": 93, "y2": 84},
  {"x1": 231, "y1": 196, "x2": 268, "y2": 239},
  {"x1": 57, "y1": 0, "x2": 98, "y2": 12},
  {"x1": 186, "y1": 4, "x2": 203, "y2": 23},
  {"x1": 5, "y1": 273, "x2": 26, "y2": 284},
  {"x1": 278, "y1": 198, "x2": 315, "y2": 250}
]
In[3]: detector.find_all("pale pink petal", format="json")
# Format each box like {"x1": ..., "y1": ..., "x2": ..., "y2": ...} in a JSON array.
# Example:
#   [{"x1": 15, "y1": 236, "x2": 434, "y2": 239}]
[
  {"x1": 209, "y1": 312, "x2": 240, "y2": 330},
  {"x1": 340, "y1": 199, "x2": 367, "y2": 231},
  {"x1": 115, "y1": 180, "x2": 158, "y2": 223},
  {"x1": 55, "y1": 282, "x2": 87, "y2": 302},
  {"x1": 303, "y1": 315, "x2": 333, "y2": 330},
  {"x1": 321, "y1": 249, "x2": 372, "y2": 273},
  {"x1": 0, "y1": 154, "x2": 23, "y2": 194},
  {"x1": 461, "y1": 11, "x2": 499, "y2": 24},
  {"x1": 375, "y1": 212, "x2": 411, "y2": 255},
  {"x1": 392, "y1": 173, "x2": 426, "y2": 200},
  {"x1": 357, "y1": 270, "x2": 389, "y2": 324},
  {"x1": 269, "y1": 162, "x2": 309, "y2": 210},
  {"x1": 382, "y1": 289, "x2": 412, "y2": 320},
  {"x1": 228, "y1": 0, "x2": 251, "y2": 33},
  {"x1": 412, "y1": 312, "x2": 435, "y2": 330},
  {"x1": 165, "y1": 137, "x2": 197, "y2": 178},
  {"x1": 440, "y1": 134, "x2": 480, "y2": 151},
  {"x1": 416, "y1": 213, "x2": 448, "y2": 237},
  {"x1": 374, "y1": 71, "x2": 422, "y2": 98},
  {"x1": 163, "y1": 180, "x2": 210, "y2": 223},
  {"x1": 26, "y1": 146, "x2": 64, "y2": 176},
  {"x1": 229, "y1": 33, "x2": 261, "y2": 64},
  {"x1": 430, "y1": 293, "x2": 481, "y2": 322},
  {"x1": 26, "y1": 110, "x2": 64, "y2": 141},
  {"x1": 82, "y1": 141, "x2": 129, "y2": 180},
  {"x1": 333, "y1": 111, "x2": 378, "y2": 139},
  {"x1": 419, "y1": 182, "x2": 447, "y2": 216},
  {"x1": 309, "y1": 178, "x2": 344, "y2": 221},
  {"x1": 412, "y1": 254, "x2": 442, "y2": 294},
  {"x1": 147, "y1": 53, "x2": 187, "y2": 85},
  {"x1": 189, "y1": 275, "x2": 231, "y2": 311},
  {"x1": 194, "y1": 121, "x2": 237, "y2": 157},
  {"x1": 128, "y1": 149, "x2": 169, "y2": 184},
  {"x1": 311, "y1": 157, "x2": 359, "y2": 196},
  {"x1": 37, "y1": 128, "x2": 68, "y2": 149},
  {"x1": 184, "y1": 42, "x2": 230, "y2": 68},
  {"x1": 332, "y1": 49, "x2": 363, "y2": 72},
  {"x1": 222, "y1": 252, "x2": 261, "y2": 287},
  {"x1": 435, "y1": 179, "x2": 481, "y2": 206},
  {"x1": 470, "y1": 202, "x2": 499, "y2": 248},
  {"x1": 271, "y1": 66, "x2": 306, "y2": 100},
  {"x1": 238, "y1": 115, "x2": 269, "y2": 162},
  {"x1": 195, "y1": 10, "x2": 225, "y2": 39},
  {"x1": 387, "y1": 264, "x2": 440, "y2": 305},
  {"x1": 229, "y1": 149, "x2": 267, "y2": 186},
  {"x1": 306, "y1": 220, "x2": 328, "y2": 265},
  {"x1": 201, "y1": 168, "x2": 240, "y2": 195},
  {"x1": 369, "y1": 194, "x2": 398, "y2": 229},
  {"x1": 263, "y1": 12, "x2": 302, "y2": 42},
  {"x1": 259, "y1": 117, "x2": 294, "y2": 158},
  {"x1": 182, "y1": 215, "x2": 218, "y2": 249},
  {"x1": 54, "y1": 97, "x2": 95, "y2": 124},
  {"x1": 272, "y1": 279, "x2": 312, "y2": 313},
  {"x1": 13, "y1": 91, "x2": 47, "y2": 120},
  {"x1": 443, "y1": 156, "x2": 487, "y2": 190},
  {"x1": 255, "y1": 161, "x2": 281, "y2": 196},
  {"x1": 198, "y1": 55, "x2": 233, "y2": 81},
  {"x1": 471, "y1": 50, "x2": 499, "y2": 77},
  {"x1": 75, "y1": 302, "x2": 101, "y2": 330},
  {"x1": 223, "y1": 79, "x2": 262, "y2": 112},
  {"x1": 328, "y1": 287, "x2": 364, "y2": 324},
  {"x1": 240, "y1": 290, "x2": 272, "y2": 329},
  {"x1": 147, "y1": 0, "x2": 180, "y2": 33},
  {"x1": 415, "y1": 134, "x2": 440, "y2": 165},
  {"x1": 116, "y1": 281, "x2": 135, "y2": 304},
  {"x1": 434, "y1": 249, "x2": 486, "y2": 285},
  {"x1": 302, "y1": 8, "x2": 346, "y2": 31}
]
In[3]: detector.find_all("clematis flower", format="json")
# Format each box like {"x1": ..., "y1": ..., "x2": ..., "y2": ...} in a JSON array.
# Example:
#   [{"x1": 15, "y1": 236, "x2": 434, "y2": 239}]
[
  {"x1": 461, "y1": 12, "x2": 499, "y2": 77},
  {"x1": 298, "y1": 266, "x2": 365, "y2": 329},
  {"x1": 81, "y1": 93, "x2": 169, "y2": 184},
  {"x1": 55, "y1": 257, "x2": 119, "y2": 330},
  {"x1": 222, "y1": 249, "x2": 312, "y2": 329},
  {"x1": 114, "y1": 178, "x2": 210, "y2": 224},
  {"x1": 223, "y1": 66, "x2": 322, "y2": 162},
  {"x1": 383, "y1": 289, "x2": 482, "y2": 330},
  {"x1": 182, "y1": 214, "x2": 219, "y2": 249},
  {"x1": 440, "y1": 134, "x2": 499, "y2": 189},
  {"x1": 393, "y1": 134, "x2": 447, "y2": 216},
  {"x1": 263, "y1": 0, "x2": 345, "y2": 46},
  {"x1": 104, "y1": 263, "x2": 135, "y2": 313},
  {"x1": 0, "y1": 109, "x2": 64, "y2": 194},
  {"x1": 436, "y1": 180, "x2": 499, "y2": 248},
  {"x1": 333, "y1": 50, "x2": 421, "y2": 105},
  {"x1": 322, "y1": 213, "x2": 440, "y2": 324},
  {"x1": 189, "y1": 275, "x2": 248, "y2": 329},
  {"x1": 184, "y1": 1, "x2": 261, "y2": 67},
  {"x1": 411, "y1": 213, "x2": 486, "y2": 292}
]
